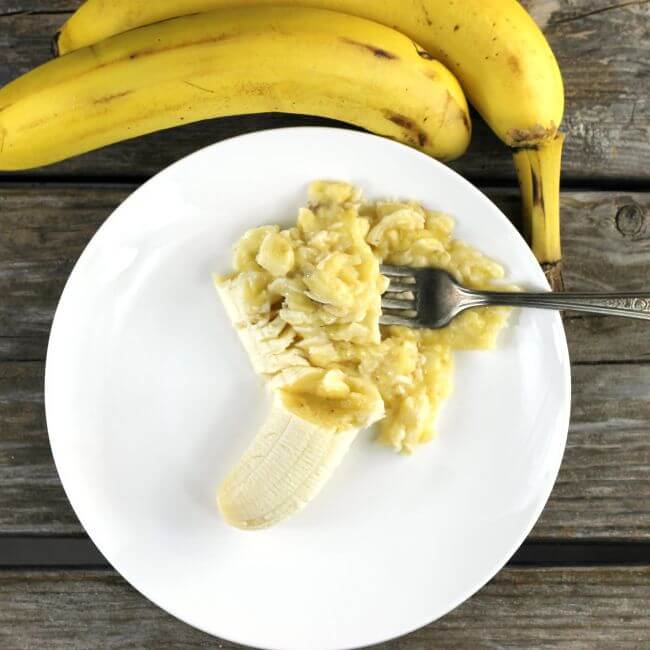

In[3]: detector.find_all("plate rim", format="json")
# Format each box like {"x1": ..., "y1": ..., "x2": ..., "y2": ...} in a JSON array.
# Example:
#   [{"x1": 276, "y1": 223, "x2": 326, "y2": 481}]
[{"x1": 45, "y1": 126, "x2": 571, "y2": 650}]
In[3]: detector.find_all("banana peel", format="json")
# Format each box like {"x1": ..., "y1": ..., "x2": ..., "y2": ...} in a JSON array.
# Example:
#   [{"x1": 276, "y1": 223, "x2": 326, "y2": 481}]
[{"x1": 513, "y1": 133, "x2": 565, "y2": 291}]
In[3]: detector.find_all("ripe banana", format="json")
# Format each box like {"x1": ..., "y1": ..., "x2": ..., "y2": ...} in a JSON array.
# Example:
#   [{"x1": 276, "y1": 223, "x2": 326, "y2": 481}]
[
  {"x1": 215, "y1": 276, "x2": 309, "y2": 377},
  {"x1": 218, "y1": 396, "x2": 360, "y2": 530},
  {"x1": 56, "y1": 0, "x2": 562, "y2": 146},
  {"x1": 55, "y1": 0, "x2": 565, "y2": 285},
  {"x1": 0, "y1": 7, "x2": 471, "y2": 171},
  {"x1": 216, "y1": 276, "x2": 383, "y2": 529}
]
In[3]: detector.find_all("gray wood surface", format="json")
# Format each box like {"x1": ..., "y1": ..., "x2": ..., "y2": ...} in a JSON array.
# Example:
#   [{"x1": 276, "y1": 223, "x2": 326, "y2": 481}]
[
  {"x1": 3, "y1": 186, "x2": 649, "y2": 361},
  {"x1": 3, "y1": 359, "x2": 649, "y2": 537},
  {"x1": 1, "y1": 2, "x2": 650, "y2": 646},
  {"x1": 1, "y1": 567, "x2": 649, "y2": 648},
  {"x1": 0, "y1": 1, "x2": 648, "y2": 182},
  {"x1": 1, "y1": 185, "x2": 649, "y2": 537},
  {"x1": 3, "y1": 358, "x2": 650, "y2": 537}
]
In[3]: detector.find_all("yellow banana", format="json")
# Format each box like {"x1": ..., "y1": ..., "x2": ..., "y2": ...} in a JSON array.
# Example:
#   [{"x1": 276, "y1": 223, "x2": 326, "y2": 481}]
[
  {"x1": 56, "y1": 0, "x2": 562, "y2": 147},
  {"x1": 0, "y1": 7, "x2": 470, "y2": 171},
  {"x1": 56, "y1": 0, "x2": 565, "y2": 284},
  {"x1": 513, "y1": 133, "x2": 565, "y2": 278}
]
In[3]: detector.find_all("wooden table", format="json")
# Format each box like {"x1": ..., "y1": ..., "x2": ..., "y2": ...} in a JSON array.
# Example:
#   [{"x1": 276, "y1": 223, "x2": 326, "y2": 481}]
[{"x1": 1, "y1": 1, "x2": 649, "y2": 647}]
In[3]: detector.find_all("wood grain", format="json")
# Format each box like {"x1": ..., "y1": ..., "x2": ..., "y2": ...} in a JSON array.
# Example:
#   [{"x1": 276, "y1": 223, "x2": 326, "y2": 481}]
[
  {"x1": 0, "y1": 1, "x2": 648, "y2": 182},
  {"x1": 1, "y1": 185, "x2": 649, "y2": 536},
  {"x1": 1, "y1": 2, "x2": 649, "y2": 646},
  {"x1": 3, "y1": 358, "x2": 648, "y2": 537},
  {"x1": 2, "y1": 185, "x2": 649, "y2": 363},
  {"x1": 0, "y1": 567, "x2": 649, "y2": 648}
]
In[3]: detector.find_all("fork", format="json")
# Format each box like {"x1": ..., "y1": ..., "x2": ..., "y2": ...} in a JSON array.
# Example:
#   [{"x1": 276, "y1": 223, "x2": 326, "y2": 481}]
[{"x1": 380, "y1": 265, "x2": 650, "y2": 329}]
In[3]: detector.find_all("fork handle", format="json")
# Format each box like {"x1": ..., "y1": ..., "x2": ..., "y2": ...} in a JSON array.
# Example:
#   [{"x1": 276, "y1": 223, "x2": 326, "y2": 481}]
[{"x1": 467, "y1": 291, "x2": 650, "y2": 320}]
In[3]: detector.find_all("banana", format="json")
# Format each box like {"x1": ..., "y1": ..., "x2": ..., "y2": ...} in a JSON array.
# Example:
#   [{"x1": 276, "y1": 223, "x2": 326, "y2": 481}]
[
  {"x1": 218, "y1": 395, "x2": 360, "y2": 530},
  {"x1": 215, "y1": 276, "x2": 383, "y2": 529},
  {"x1": 55, "y1": 0, "x2": 565, "y2": 286},
  {"x1": 215, "y1": 276, "x2": 309, "y2": 377},
  {"x1": 55, "y1": 0, "x2": 562, "y2": 146},
  {"x1": 0, "y1": 7, "x2": 471, "y2": 171},
  {"x1": 513, "y1": 133, "x2": 565, "y2": 284}
]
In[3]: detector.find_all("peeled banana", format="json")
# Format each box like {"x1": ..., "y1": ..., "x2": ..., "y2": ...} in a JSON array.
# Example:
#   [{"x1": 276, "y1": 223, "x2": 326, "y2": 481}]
[
  {"x1": 0, "y1": 7, "x2": 471, "y2": 171},
  {"x1": 215, "y1": 276, "x2": 309, "y2": 377},
  {"x1": 216, "y1": 276, "x2": 383, "y2": 529},
  {"x1": 218, "y1": 396, "x2": 360, "y2": 530},
  {"x1": 55, "y1": 0, "x2": 565, "y2": 285}
]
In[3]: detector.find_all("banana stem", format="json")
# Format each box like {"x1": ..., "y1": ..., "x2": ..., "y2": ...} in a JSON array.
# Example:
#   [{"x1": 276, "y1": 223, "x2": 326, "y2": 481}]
[{"x1": 513, "y1": 132, "x2": 565, "y2": 291}]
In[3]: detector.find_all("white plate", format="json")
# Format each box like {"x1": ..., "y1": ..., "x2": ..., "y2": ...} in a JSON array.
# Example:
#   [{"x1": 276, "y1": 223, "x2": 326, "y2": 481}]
[{"x1": 46, "y1": 128, "x2": 570, "y2": 650}]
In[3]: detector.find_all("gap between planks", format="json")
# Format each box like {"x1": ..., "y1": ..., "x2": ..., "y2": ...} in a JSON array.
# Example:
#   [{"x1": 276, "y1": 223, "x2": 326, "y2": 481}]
[
  {"x1": 2, "y1": 177, "x2": 650, "y2": 193},
  {"x1": 2, "y1": 537, "x2": 650, "y2": 569}
]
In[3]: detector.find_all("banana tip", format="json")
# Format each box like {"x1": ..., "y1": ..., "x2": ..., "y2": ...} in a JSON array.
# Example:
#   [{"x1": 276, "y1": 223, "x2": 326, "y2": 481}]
[
  {"x1": 217, "y1": 490, "x2": 251, "y2": 530},
  {"x1": 217, "y1": 489, "x2": 278, "y2": 531}
]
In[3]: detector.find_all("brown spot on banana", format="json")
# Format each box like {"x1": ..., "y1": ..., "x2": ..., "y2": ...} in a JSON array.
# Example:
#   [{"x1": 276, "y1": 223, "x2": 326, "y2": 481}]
[
  {"x1": 420, "y1": 1, "x2": 433, "y2": 26},
  {"x1": 340, "y1": 38, "x2": 398, "y2": 60},
  {"x1": 507, "y1": 122, "x2": 558, "y2": 147},
  {"x1": 238, "y1": 82, "x2": 273, "y2": 98},
  {"x1": 127, "y1": 32, "x2": 235, "y2": 61},
  {"x1": 507, "y1": 55, "x2": 522, "y2": 75},
  {"x1": 184, "y1": 81, "x2": 215, "y2": 94},
  {"x1": 383, "y1": 110, "x2": 428, "y2": 147},
  {"x1": 438, "y1": 90, "x2": 470, "y2": 140},
  {"x1": 93, "y1": 90, "x2": 133, "y2": 105},
  {"x1": 530, "y1": 165, "x2": 545, "y2": 214}
]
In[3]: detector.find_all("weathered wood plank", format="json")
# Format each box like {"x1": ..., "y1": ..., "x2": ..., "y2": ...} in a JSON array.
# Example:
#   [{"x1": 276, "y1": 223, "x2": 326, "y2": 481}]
[
  {"x1": 1, "y1": 359, "x2": 649, "y2": 537},
  {"x1": 0, "y1": 362, "x2": 78, "y2": 532},
  {"x1": 0, "y1": 567, "x2": 648, "y2": 648},
  {"x1": 0, "y1": 185, "x2": 123, "y2": 349},
  {"x1": 0, "y1": 1, "x2": 75, "y2": 11},
  {"x1": 482, "y1": 189, "x2": 650, "y2": 365},
  {"x1": 1, "y1": 187, "x2": 649, "y2": 535},
  {"x1": 0, "y1": 1, "x2": 648, "y2": 181},
  {"x1": 534, "y1": 363, "x2": 650, "y2": 539},
  {"x1": 3, "y1": 185, "x2": 649, "y2": 363}
]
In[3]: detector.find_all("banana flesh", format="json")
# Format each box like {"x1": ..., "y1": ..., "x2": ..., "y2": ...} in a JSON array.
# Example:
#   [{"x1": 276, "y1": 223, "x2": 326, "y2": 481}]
[
  {"x1": 215, "y1": 276, "x2": 309, "y2": 377},
  {"x1": 218, "y1": 396, "x2": 360, "y2": 530},
  {"x1": 0, "y1": 7, "x2": 471, "y2": 171}
]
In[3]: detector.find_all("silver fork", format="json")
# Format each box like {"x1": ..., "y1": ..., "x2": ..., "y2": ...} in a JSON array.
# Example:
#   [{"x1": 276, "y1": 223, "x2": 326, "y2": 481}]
[{"x1": 380, "y1": 265, "x2": 650, "y2": 329}]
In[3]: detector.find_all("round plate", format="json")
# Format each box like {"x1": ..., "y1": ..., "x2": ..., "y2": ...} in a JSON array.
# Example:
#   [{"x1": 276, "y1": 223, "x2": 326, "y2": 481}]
[{"x1": 46, "y1": 128, "x2": 570, "y2": 650}]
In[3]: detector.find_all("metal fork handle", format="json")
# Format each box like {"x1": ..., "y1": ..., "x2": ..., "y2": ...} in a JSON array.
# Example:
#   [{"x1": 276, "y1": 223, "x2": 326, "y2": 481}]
[{"x1": 462, "y1": 290, "x2": 650, "y2": 320}]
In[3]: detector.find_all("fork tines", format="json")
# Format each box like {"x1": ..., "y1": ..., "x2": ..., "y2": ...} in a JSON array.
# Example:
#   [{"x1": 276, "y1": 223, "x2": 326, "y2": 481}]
[{"x1": 380, "y1": 265, "x2": 418, "y2": 325}]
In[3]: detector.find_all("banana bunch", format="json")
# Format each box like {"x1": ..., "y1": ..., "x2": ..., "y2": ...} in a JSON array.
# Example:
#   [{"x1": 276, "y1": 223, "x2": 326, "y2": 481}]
[
  {"x1": 0, "y1": 7, "x2": 470, "y2": 169},
  {"x1": 51, "y1": 0, "x2": 565, "y2": 285},
  {"x1": 0, "y1": 1, "x2": 564, "y2": 282}
]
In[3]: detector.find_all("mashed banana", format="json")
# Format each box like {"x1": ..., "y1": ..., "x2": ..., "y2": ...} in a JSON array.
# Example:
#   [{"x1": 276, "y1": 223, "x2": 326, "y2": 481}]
[{"x1": 217, "y1": 181, "x2": 510, "y2": 453}]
